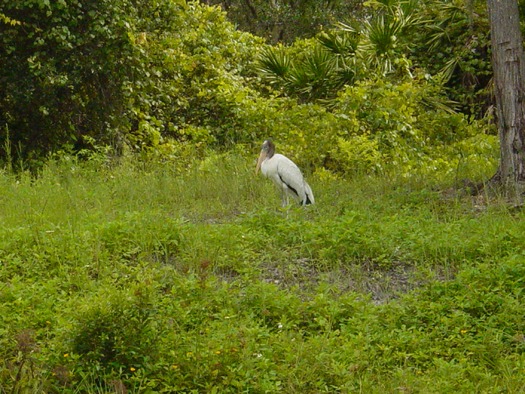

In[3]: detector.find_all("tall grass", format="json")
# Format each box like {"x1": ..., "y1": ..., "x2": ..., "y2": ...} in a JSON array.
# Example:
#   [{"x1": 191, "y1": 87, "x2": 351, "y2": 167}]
[{"x1": 1, "y1": 153, "x2": 525, "y2": 393}]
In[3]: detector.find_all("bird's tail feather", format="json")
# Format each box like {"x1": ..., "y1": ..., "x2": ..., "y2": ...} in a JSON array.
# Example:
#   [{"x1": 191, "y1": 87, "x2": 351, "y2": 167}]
[{"x1": 303, "y1": 182, "x2": 315, "y2": 205}]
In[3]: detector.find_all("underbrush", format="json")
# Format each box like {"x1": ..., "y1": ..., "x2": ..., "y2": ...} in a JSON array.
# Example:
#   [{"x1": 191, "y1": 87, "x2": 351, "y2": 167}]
[{"x1": 1, "y1": 154, "x2": 524, "y2": 393}]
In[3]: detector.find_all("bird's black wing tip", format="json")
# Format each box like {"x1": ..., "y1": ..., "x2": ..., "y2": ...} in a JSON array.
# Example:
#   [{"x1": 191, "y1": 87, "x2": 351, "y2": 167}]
[{"x1": 302, "y1": 196, "x2": 313, "y2": 206}]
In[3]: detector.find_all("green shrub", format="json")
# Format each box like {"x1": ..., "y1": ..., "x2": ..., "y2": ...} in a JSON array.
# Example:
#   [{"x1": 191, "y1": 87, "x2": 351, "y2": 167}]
[
  {"x1": 67, "y1": 286, "x2": 160, "y2": 373},
  {"x1": 330, "y1": 77, "x2": 497, "y2": 180}
]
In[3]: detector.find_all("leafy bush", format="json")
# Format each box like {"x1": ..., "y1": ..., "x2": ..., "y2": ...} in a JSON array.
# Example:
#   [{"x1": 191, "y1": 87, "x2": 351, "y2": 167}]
[
  {"x1": 1, "y1": 0, "x2": 498, "y2": 183},
  {"x1": 0, "y1": 0, "x2": 266, "y2": 163},
  {"x1": 67, "y1": 288, "x2": 160, "y2": 372},
  {"x1": 329, "y1": 77, "x2": 497, "y2": 180},
  {"x1": 129, "y1": 2, "x2": 265, "y2": 149},
  {"x1": 0, "y1": 0, "x2": 139, "y2": 162},
  {"x1": 331, "y1": 135, "x2": 383, "y2": 173}
]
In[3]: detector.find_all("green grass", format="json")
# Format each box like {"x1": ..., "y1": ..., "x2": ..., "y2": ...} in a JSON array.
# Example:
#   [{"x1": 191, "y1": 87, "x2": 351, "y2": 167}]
[{"x1": 1, "y1": 153, "x2": 525, "y2": 393}]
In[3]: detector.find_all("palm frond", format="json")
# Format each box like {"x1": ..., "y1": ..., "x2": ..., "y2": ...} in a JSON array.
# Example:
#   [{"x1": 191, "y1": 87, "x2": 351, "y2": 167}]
[
  {"x1": 257, "y1": 46, "x2": 292, "y2": 84},
  {"x1": 439, "y1": 56, "x2": 460, "y2": 84},
  {"x1": 335, "y1": 20, "x2": 361, "y2": 34},
  {"x1": 303, "y1": 47, "x2": 336, "y2": 80},
  {"x1": 423, "y1": 2, "x2": 469, "y2": 51},
  {"x1": 421, "y1": 93, "x2": 459, "y2": 114},
  {"x1": 317, "y1": 30, "x2": 360, "y2": 56},
  {"x1": 364, "y1": 15, "x2": 400, "y2": 56},
  {"x1": 287, "y1": 47, "x2": 340, "y2": 100}
]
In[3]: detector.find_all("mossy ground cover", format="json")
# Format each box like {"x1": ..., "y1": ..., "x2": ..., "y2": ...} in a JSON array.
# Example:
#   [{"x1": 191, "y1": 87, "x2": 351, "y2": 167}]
[{"x1": 1, "y1": 154, "x2": 525, "y2": 393}]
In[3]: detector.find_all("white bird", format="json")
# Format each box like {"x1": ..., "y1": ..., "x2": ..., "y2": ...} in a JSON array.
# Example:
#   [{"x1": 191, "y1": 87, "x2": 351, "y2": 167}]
[{"x1": 255, "y1": 139, "x2": 315, "y2": 207}]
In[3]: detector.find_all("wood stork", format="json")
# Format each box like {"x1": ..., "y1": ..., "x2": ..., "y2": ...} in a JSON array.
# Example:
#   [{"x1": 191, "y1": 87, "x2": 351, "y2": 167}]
[{"x1": 255, "y1": 140, "x2": 315, "y2": 207}]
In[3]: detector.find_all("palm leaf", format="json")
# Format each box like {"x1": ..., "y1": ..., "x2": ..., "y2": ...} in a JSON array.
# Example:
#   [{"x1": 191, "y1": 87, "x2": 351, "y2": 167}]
[
  {"x1": 257, "y1": 46, "x2": 292, "y2": 84},
  {"x1": 317, "y1": 30, "x2": 359, "y2": 56},
  {"x1": 288, "y1": 47, "x2": 339, "y2": 100}
]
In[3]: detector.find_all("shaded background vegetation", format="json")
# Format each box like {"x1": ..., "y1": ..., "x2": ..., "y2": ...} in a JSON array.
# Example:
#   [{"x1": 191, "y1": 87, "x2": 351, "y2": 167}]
[
  {"x1": 0, "y1": 0, "x2": 503, "y2": 180},
  {"x1": 201, "y1": 0, "x2": 365, "y2": 43}
]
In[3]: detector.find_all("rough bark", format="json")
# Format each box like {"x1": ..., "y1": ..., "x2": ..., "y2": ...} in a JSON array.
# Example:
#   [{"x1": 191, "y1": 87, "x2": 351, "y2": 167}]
[{"x1": 487, "y1": 0, "x2": 525, "y2": 188}]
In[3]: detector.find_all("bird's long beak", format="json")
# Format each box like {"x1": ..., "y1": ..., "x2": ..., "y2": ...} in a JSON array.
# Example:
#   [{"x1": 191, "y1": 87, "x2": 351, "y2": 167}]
[{"x1": 255, "y1": 151, "x2": 266, "y2": 175}]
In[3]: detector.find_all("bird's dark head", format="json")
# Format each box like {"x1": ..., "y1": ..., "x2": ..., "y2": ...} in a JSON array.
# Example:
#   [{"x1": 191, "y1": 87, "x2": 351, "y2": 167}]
[
  {"x1": 261, "y1": 140, "x2": 275, "y2": 157},
  {"x1": 256, "y1": 139, "x2": 276, "y2": 175}
]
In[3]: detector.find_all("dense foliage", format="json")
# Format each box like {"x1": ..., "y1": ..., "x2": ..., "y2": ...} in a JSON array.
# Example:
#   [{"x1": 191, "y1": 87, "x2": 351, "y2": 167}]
[
  {"x1": 201, "y1": 0, "x2": 364, "y2": 43},
  {"x1": 0, "y1": 0, "x2": 145, "y2": 162},
  {"x1": 0, "y1": 0, "x2": 264, "y2": 164},
  {"x1": 258, "y1": 0, "x2": 492, "y2": 115},
  {"x1": 1, "y1": 0, "x2": 498, "y2": 180}
]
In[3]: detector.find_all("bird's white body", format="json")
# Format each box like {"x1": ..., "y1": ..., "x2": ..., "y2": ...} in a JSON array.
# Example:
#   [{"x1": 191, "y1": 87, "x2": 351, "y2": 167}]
[{"x1": 256, "y1": 141, "x2": 314, "y2": 207}]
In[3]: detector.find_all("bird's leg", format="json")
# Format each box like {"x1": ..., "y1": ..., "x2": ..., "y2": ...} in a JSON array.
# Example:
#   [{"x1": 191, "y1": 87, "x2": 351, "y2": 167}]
[
  {"x1": 278, "y1": 191, "x2": 290, "y2": 218},
  {"x1": 281, "y1": 188, "x2": 289, "y2": 207}
]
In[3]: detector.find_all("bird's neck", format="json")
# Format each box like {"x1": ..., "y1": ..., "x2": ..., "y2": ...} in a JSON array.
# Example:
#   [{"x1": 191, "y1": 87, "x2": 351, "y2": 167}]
[{"x1": 267, "y1": 146, "x2": 275, "y2": 159}]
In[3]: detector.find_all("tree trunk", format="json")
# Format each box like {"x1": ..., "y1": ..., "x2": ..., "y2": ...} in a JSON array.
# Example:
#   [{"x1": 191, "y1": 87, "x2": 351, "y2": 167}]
[{"x1": 487, "y1": 0, "x2": 525, "y2": 189}]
